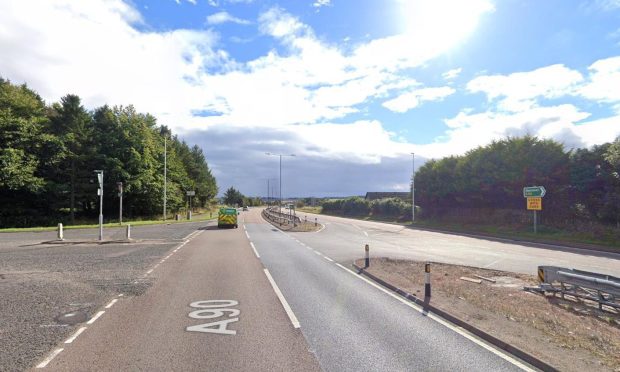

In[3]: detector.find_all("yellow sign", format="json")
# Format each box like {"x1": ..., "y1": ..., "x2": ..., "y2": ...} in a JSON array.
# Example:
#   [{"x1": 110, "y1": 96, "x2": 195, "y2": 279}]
[{"x1": 527, "y1": 197, "x2": 542, "y2": 210}]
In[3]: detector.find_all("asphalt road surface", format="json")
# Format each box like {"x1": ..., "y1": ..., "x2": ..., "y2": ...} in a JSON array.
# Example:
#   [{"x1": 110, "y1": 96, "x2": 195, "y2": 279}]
[
  {"x1": 295, "y1": 211, "x2": 620, "y2": 277},
  {"x1": 29, "y1": 209, "x2": 532, "y2": 371}
]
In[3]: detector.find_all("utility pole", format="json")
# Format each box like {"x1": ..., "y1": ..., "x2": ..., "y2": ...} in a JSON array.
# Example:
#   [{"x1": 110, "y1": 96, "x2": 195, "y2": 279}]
[
  {"x1": 411, "y1": 153, "x2": 415, "y2": 224},
  {"x1": 266, "y1": 153, "x2": 295, "y2": 214},
  {"x1": 163, "y1": 135, "x2": 167, "y2": 221},
  {"x1": 117, "y1": 182, "x2": 123, "y2": 225},
  {"x1": 94, "y1": 170, "x2": 103, "y2": 240}
]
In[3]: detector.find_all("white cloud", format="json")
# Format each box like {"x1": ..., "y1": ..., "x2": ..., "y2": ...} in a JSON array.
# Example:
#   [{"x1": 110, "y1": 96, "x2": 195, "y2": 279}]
[
  {"x1": 313, "y1": 0, "x2": 331, "y2": 8},
  {"x1": 442, "y1": 67, "x2": 462, "y2": 80},
  {"x1": 382, "y1": 87, "x2": 455, "y2": 113},
  {"x1": 578, "y1": 56, "x2": 620, "y2": 104},
  {"x1": 206, "y1": 11, "x2": 251, "y2": 25},
  {"x1": 467, "y1": 64, "x2": 584, "y2": 112}
]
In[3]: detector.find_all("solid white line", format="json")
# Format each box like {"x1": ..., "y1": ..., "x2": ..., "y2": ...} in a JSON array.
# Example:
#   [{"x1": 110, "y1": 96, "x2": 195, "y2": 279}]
[
  {"x1": 64, "y1": 327, "x2": 87, "y2": 344},
  {"x1": 323, "y1": 256, "x2": 334, "y2": 262},
  {"x1": 105, "y1": 299, "x2": 118, "y2": 309},
  {"x1": 250, "y1": 242, "x2": 260, "y2": 258},
  {"x1": 333, "y1": 264, "x2": 534, "y2": 371},
  {"x1": 36, "y1": 348, "x2": 64, "y2": 368},
  {"x1": 86, "y1": 311, "x2": 105, "y2": 325},
  {"x1": 263, "y1": 269, "x2": 300, "y2": 329},
  {"x1": 245, "y1": 231, "x2": 250, "y2": 239}
]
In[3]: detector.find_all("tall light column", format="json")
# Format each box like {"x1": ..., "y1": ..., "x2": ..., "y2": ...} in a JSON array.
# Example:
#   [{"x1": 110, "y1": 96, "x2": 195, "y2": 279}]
[
  {"x1": 94, "y1": 170, "x2": 103, "y2": 240},
  {"x1": 163, "y1": 135, "x2": 167, "y2": 221},
  {"x1": 265, "y1": 153, "x2": 295, "y2": 214},
  {"x1": 411, "y1": 153, "x2": 415, "y2": 224}
]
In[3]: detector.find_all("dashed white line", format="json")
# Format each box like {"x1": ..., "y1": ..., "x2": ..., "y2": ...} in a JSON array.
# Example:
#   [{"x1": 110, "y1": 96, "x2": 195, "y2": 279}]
[
  {"x1": 64, "y1": 327, "x2": 87, "y2": 344},
  {"x1": 243, "y1": 225, "x2": 246, "y2": 230},
  {"x1": 314, "y1": 251, "x2": 322, "y2": 256},
  {"x1": 146, "y1": 269, "x2": 153, "y2": 274},
  {"x1": 86, "y1": 311, "x2": 105, "y2": 325},
  {"x1": 245, "y1": 231, "x2": 250, "y2": 239},
  {"x1": 323, "y1": 256, "x2": 334, "y2": 262},
  {"x1": 363, "y1": 231, "x2": 368, "y2": 237},
  {"x1": 36, "y1": 348, "x2": 64, "y2": 368},
  {"x1": 333, "y1": 263, "x2": 534, "y2": 371},
  {"x1": 263, "y1": 269, "x2": 300, "y2": 329},
  {"x1": 105, "y1": 299, "x2": 118, "y2": 309},
  {"x1": 250, "y1": 242, "x2": 260, "y2": 258}
]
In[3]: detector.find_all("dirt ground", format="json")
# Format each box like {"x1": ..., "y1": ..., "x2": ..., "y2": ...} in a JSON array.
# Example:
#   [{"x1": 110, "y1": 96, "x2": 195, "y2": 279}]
[{"x1": 355, "y1": 258, "x2": 620, "y2": 372}]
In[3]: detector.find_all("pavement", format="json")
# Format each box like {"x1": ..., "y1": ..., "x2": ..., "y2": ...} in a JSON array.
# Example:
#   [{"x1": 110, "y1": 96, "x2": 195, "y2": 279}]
[{"x1": 294, "y1": 211, "x2": 620, "y2": 277}]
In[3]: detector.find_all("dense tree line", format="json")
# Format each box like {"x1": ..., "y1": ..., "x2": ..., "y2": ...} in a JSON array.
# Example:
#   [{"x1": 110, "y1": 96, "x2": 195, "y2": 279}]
[
  {"x1": 222, "y1": 187, "x2": 263, "y2": 207},
  {"x1": 415, "y1": 136, "x2": 620, "y2": 228},
  {"x1": 322, "y1": 197, "x2": 411, "y2": 220},
  {"x1": 0, "y1": 78, "x2": 217, "y2": 227}
]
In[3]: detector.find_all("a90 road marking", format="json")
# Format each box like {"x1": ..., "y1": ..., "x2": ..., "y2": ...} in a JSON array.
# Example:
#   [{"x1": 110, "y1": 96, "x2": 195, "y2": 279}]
[{"x1": 186, "y1": 300, "x2": 239, "y2": 335}]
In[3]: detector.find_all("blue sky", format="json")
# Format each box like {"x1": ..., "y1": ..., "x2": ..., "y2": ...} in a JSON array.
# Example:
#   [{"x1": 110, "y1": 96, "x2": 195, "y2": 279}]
[{"x1": 1, "y1": 0, "x2": 620, "y2": 197}]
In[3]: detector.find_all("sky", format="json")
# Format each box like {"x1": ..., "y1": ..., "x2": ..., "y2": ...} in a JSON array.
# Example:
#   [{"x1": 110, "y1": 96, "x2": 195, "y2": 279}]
[{"x1": 1, "y1": 0, "x2": 620, "y2": 197}]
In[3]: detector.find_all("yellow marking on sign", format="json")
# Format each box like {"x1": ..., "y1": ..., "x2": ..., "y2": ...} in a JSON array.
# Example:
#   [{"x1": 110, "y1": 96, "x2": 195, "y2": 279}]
[
  {"x1": 527, "y1": 197, "x2": 542, "y2": 210},
  {"x1": 538, "y1": 268, "x2": 544, "y2": 283}
]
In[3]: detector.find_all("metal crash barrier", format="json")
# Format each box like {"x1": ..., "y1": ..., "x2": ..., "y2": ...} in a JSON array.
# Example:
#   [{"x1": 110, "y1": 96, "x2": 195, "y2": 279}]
[
  {"x1": 530, "y1": 266, "x2": 620, "y2": 311},
  {"x1": 263, "y1": 206, "x2": 301, "y2": 226}
]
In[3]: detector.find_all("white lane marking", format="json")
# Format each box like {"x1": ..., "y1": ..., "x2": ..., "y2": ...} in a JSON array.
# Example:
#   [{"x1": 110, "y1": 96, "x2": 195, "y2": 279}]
[
  {"x1": 352, "y1": 224, "x2": 362, "y2": 231},
  {"x1": 263, "y1": 269, "x2": 300, "y2": 329},
  {"x1": 105, "y1": 299, "x2": 118, "y2": 309},
  {"x1": 245, "y1": 231, "x2": 250, "y2": 239},
  {"x1": 314, "y1": 251, "x2": 322, "y2": 256},
  {"x1": 64, "y1": 327, "x2": 87, "y2": 344},
  {"x1": 118, "y1": 294, "x2": 124, "y2": 297},
  {"x1": 323, "y1": 256, "x2": 334, "y2": 262},
  {"x1": 243, "y1": 225, "x2": 246, "y2": 230},
  {"x1": 363, "y1": 231, "x2": 369, "y2": 237},
  {"x1": 86, "y1": 311, "x2": 105, "y2": 325},
  {"x1": 250, "y1": 242, "x2": 260, "y2": 258},
  {"x1": 36, "y1": 348, "x2": 64, "y2": 368},
  {"x1": 334, "y1": 264, "x2": 534, "y2": 371},
  {"x1": 299, "y1": 242, "x2": 306, "y2": 247},
  {"x1": 483, "y1": 259, "x2": 501, "y2": 268},
  {"x1": 315, "y1": 224, "x2": 326, "y2": 233}
]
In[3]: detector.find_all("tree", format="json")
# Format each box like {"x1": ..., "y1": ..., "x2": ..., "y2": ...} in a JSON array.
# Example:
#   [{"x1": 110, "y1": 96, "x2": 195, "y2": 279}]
[
  {"x1": 49, "y1": 94, "x2": 93, "y2": 224},
  {"x1": 223, "y1": 187, "x2": 244, "y2": 206}
]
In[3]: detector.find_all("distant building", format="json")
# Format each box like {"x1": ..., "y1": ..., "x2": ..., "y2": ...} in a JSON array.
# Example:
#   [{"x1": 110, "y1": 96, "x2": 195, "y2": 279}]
[{"x1": 364, "y1": 192, "x2": 410, "y2": 201}]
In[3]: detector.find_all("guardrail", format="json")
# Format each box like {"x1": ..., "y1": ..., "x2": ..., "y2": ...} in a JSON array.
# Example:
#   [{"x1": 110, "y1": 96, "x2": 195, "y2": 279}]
[
  {"x1": 263, "y1": 206, "x2": 301, "y2": 226},
  {"x1": 527, "y1": 266, "x2": 620, "y2": 311}
]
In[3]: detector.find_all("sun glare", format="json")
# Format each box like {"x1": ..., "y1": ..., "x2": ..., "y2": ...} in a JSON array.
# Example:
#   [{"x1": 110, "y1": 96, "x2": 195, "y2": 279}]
[{"x1": 399, "y1": 0, "x2": 494, "y2": 52}]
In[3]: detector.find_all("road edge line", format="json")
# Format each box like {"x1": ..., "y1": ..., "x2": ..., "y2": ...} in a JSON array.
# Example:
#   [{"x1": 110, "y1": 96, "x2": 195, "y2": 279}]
[
  {"x1": 35, "y1": 348, "x2": 64, "y2": 369},
  {"x1": 350, "y1": 263, "x2": 557, "y2": 372},
  {"x1": 263, "y1": 268, "x2": 300, "y2": 329},
  {"x1": 250, "y1": 242, "x2": 260, "y2": 258},
  {"x1": 64, "y1": 327, "x2": 87, "y2": 344}
]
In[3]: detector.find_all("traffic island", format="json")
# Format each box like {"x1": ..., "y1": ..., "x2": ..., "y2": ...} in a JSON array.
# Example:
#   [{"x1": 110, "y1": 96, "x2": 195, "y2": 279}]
[{"x1": 353, "y1": 258, "x2": 620, "y2": 372}]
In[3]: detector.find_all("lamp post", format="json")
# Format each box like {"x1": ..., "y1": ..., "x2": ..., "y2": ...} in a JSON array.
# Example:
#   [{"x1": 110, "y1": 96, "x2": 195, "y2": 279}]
[
  {"x1": 163, "y1": 135, "x2": 167, "y2": 221},
  {"x1": 94, "y1": 170, "x2": 103, "y2": 240},
  {"x1": 117, "y1": 182, "x2": 123, "y2": 225},
  {"x1": 265, "y1": 153, "x2": 295, "y2": 213},
  {"x1": 411, "y1": 153, "x2": 415, "y2": 224}
]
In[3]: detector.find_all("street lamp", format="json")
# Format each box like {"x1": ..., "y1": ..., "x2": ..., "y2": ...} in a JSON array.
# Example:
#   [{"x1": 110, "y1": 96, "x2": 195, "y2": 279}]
[
  {"x1": 117, "y1": 182, "x2": 123, "y2": 225},
  {"x1": 265, "y1": 153, "x2": 295, "y2": 213},
  {"x1": 411, "y1": 153, "x2": 415, "y2": 224},
  {"x1": 94, "y1": 170, "x2": 103, "y2": 240}
]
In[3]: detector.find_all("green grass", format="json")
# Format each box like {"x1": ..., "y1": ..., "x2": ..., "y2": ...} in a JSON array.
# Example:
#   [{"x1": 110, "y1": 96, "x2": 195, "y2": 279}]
[
  {"x1": 297, "y1": 206, "x2": 322, "y2": 214},
  {"x1": 0, "y1": 209, "x2": 219, "y2": 233}
]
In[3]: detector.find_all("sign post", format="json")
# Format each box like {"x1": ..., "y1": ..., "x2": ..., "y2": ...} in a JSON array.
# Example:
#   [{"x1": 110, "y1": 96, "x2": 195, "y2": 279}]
[
  {"x1": 186, "y1": 191, "x2": 195, "y2": 220},
  {"x1": 524, "y1": 187, "x2": 545, "y2": 234},
  {"x1": 117, "y1": 182, "x2": 123, "y2": 225},
  {"x1": 95, "y1": 170, "x2": 104, "y2": 241}
]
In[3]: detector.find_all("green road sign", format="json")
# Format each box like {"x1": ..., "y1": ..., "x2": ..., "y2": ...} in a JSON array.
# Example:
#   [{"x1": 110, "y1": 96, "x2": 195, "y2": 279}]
[{"x1": 523, "y1": 186, "x2": 546, "y2": 198}]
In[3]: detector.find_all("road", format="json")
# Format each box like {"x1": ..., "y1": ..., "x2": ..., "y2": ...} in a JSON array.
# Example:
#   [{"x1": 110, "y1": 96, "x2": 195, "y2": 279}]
[
  {"x1": 34, "y1": 209, "x2": 529, "y2": 371},
  {"x1": 294, "y1": 211, "x2": 620, "y2": 277}
]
